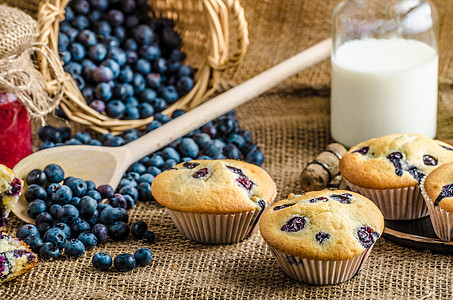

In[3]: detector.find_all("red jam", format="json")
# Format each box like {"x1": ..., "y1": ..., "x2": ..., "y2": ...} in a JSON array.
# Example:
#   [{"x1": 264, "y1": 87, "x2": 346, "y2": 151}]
[{"x1": 0, "y1": 93, "x2": 32, "y2": 168}]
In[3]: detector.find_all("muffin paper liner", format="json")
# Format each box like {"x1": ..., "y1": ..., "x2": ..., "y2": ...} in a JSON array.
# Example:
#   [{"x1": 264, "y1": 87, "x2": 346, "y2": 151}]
[
  {"x1": 344, "y1": 179, "x2": 428, "y2": 220},
  {"x1": 167, "y1": 208, "x2": 263, "y2": 244},
  {"x1": 420, "y1": 178, "x2": 453, "y2": 241},
  {"x1": 268, "y1": 245, "x2": 374, "y2": 285}
]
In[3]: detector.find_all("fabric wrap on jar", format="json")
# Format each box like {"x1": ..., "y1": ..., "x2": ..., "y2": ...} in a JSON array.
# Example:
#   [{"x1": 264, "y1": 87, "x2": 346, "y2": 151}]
[{"x1": 0, "y1": 4, "x2": 64, "y2": 120}]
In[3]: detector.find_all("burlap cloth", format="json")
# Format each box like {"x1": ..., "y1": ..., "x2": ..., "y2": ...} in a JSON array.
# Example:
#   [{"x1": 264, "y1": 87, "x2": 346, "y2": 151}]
[{"x1": 1, "y1": 0, "x2": 453, "y2": 299}]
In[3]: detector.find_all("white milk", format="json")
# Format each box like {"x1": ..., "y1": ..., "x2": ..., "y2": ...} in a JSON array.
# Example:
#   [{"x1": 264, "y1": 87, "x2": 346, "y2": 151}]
[{"x1": 331, "y1": 38, "x2": 438, "y2": 147}]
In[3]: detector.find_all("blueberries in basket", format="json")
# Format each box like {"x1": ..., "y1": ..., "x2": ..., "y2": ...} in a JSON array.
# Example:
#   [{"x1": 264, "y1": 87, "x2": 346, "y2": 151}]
[
  {"x1": 89, "y1": 99, "x2": 106, "y2": 113},
  {"x1": 95, "y1": 83, "x2": 112, "y2": 101},
  {"x1": 106, "y1": 100, "x2": 126, "y2": 118},
  {"x1": 92, "y1": 252, "x2": 112, "y2": 271}
]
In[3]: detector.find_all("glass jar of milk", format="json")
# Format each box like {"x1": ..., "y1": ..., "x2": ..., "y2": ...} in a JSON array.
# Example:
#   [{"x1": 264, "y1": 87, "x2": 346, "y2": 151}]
[{"x1": 331, "y1": 0, "x2": 438, "y2": 147}]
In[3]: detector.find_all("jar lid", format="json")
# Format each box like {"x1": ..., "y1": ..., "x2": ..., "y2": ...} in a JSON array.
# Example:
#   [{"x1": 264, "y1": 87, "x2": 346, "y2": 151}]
[{"x1": 0, "y1": 5, "x2": 38, "y2": 59}]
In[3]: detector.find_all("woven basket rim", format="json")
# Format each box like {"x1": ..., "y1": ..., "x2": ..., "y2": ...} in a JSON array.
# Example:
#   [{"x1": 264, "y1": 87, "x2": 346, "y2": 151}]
[{"x1": 36, "y1": 0, "x2": 248, "y2": 134}]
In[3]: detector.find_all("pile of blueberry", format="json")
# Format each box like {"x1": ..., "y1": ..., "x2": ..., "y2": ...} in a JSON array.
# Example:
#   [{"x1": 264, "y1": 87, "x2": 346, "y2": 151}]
[
  {"x1": 18, "y1": 163, "x2": 155, "y2": 260},
  {"x1": 59, "y1": 0, "x2": 194, "y2": 119},
  {"x1": 92, "y1": 247, "x2": 152, "y2": 272}
]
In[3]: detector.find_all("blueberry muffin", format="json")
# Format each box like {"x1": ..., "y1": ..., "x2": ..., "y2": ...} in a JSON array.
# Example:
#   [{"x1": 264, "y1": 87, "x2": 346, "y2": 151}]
[
  {"x1": 151, "y1": 159, "x2": 276, "y2": 244},
  {"x1": 260, "y1": 190, "x2": 384, "y2": 285},
  {"x1": 0, "y1": 164, "x2": 23, "y2": 228},
  {"x1": 340, "y1": 133, "x2": 453, "y2": 220},
  {"x1": 0, "y1": 232, "x2": 37, "y2": 284},
  {"x1": 421, "y1": 162, "x2": 453, "y2": 241}
]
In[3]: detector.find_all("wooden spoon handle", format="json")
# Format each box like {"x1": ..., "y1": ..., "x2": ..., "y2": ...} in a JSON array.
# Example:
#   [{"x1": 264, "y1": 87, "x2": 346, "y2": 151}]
[{"x1": 122, "y1": 38, "x2": 332, "y2": 164}]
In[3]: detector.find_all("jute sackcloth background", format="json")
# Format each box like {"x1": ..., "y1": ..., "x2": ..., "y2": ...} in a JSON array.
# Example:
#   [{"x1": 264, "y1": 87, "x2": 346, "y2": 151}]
[{"x1": 1, "y1": 0, "x2": 453, "y2": 299}]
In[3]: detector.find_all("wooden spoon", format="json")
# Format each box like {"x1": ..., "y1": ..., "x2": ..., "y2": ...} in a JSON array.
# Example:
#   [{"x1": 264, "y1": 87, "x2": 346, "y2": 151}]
[{"x1": 12, "y1": 38, "x2": 332, "y2": 223}]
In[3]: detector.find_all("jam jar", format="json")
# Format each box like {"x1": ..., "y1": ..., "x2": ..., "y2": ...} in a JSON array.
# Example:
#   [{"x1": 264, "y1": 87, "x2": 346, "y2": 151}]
[{"x1": 0, "y1": 92, "x2": 32, "y2": 168}]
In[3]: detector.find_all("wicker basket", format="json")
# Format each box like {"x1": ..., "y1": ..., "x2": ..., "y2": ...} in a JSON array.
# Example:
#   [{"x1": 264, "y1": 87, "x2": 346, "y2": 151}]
[{"x1": 31, "y1": 0, "x2": 248, "y2": 134}]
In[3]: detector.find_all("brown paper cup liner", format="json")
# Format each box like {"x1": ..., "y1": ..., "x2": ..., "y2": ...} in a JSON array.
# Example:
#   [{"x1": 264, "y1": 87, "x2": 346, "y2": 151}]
[
  {"x1": 344, "y1": 179, "x2": 428, "y2": 220},
  {"x1": 267, "y1": 245, "x2": 374, "y2": 285},
  {"x1": 420, "y1": 178, "x2": 453, "y2": 241},
  {"x1": 167, "y1": 208, "x2": 264, "y2": 244}
]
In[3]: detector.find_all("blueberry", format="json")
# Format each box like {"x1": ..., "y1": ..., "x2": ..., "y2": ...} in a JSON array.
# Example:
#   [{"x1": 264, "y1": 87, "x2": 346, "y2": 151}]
[
  {"x1": 100, "y1": 36, "x2": 120, "y2": 48},
  {"x1": 25, "y1": 184, "x2": 47, "y2": 202},
  {"x1": 65, "y1": 178, "x2": 87, "y2": 199},
  {"x1": 97, "y1": 184, "x2": 114, "y2": 199},
  {"x1": 135, "y1": 58, "x2": 151, "y2": 75},
  {"x1": 92, "y1": 223, "x2": 109, "y2": 243},
  {"x1": 92, "y1": 252, "x2": 112, "y2": 271},
  {"x1": 119, "y1": 65, "x2": 134, "y2": 83},
  {"x1": 72, "y1": 15, "x2": 90, "y2": 31},
  {"x1": 108, "y1": 194, "x2": 127, "y2": 209},
  {"x1": 46, "y1": 183, "x2": 61, "y2": 200},
  {"x1": 69, "y1": 196, "x2": 81, "y2": 207},
  {"x1": 101, "y1": 59, "x2": 120, "y2": 79},
  {"x1": 90, "y1": 0, "x2": 108, "y2": 11},
  {"x1": 70, "y1": 218, "x2": 91, "y2": 237},
  {"x1": 99, "y1": 207, "x2": 122, "y2": 225},
  {"x1": 123, "y1": 194, "x2": 135, "y2": 209},
  {"x1": 36, "y1": 222, "x2": 52, "y2": 235},
  {"x1": 78, "y1": 232, "x2": 98, "y2": 250},
  {"x1": 82, "y1": 87, "x2": 95, "y2": 102},
  {"x1": 162, "y1": 159, "x2": 177, "y2": 170},
  {"x1": 95, "y1": 83, "x2": 113, "y2": 101},
  {"x1": 178, "y1": 65, "x2": 193, "y2": 77},
  {"x1": 90, "y1": 100, "x2": 106, "y2": 113},
  {"x1": 176, "y1": 76, "x2": 194, "y2": 95},
  {"x1": 107, "y1": 9, "x2": 124, "y2": 26},
  {"x1": 107, "y1": 47, "x2": 127, "y2": 67},
  {"x1": 140, "y1": 45, "x2": 160, "y2": 60},
  {"x1": 100, "y1": 133, "x2": 114, "y2": 144},
  {"x1": 223, "y1": 144, "x2": 241, "y2": 160},
  {"x1": 89, "y1": 9, "x2": 102, "y2": 22},
  {"x1": 123, "y1": 38, "x2": 137, "y2": 51},
  {"x1": 387, "y1": 152, "x2": 404, "y2": 177},
  {"x1": 74, "y1": 132, "x2": 92, "y2": 145},
  {"x1": 123, "y1": 106, "x2": 140, "y2": 120},
  {"x1": 39, "y1": 242, "x2": 60, "y2": 259},
  {"x1": 353, "y1": 146, "x2": 369, "y2": 155},
  {"x1": 63, "y1": 26, "x2": 79, "y2": 42},
  {"x1": 136, "y1": 182, "x2": 151, "y2": 202},
  {"x1": 130, "y1": 221, "x2": 147, "y2": 239},
  {"x1": 161, "y1": 147, "x2": 180, "y2": 162},
  {"x1": 53, "y1": 185, "x2": 73, "y2": 205},
  {"x1": 73, "y1": 74, "x2": 86, "y2": 90},
  {"x1": 227, "y1": 134, "x2": 246, "y2": 149},
  {"x1": 216, "y1": 117, "x2": 239, "y2": 138},
  {"x1": 146, "y1": 73, "x2": 162, "y2": 89},
  {"x1": 104, "y1": 136, "x2": 125, "y2": 147},
  {"x1": 142, "y1": 230, "x2": 155, "y2": 244},
  {"x1": 58, "y1": 33, "x2": 70, "y2": 51},
  {"x1": 132, "y1": 73, "x2": 146, "y2": 92},
  {"x1": 57, "y1": 204, "x2": 79, "y2": 223},
  {"x1": 126, "y1": 50, "x2": 138, "y2": 64},
  {"x1": 315, "y1": 232, "x2": 331, "y2": 244},
  {"x1": 79, "y1": 196, "x2": 98, "y2": 216},
  {"x1": 171, "y1": 109, "x2": 185, "y2": 119},
  {"x1": 153, "y1": 57, "x2": 167, "y2": 74},
  {"x1": 148, "y1": 154, "x2": 164, "y2": 167},
  {"x1": 23, "y1": 235, "x2": 44, "y2": 252},
  {"x1": 114, "y1": 83, "x2": 134, "y2": 100},
  {"x1": 49, "y1": 204, "x2": 62, "y2": 219},
  {"x1": 114, "y1": 253, "x2": 136, "y2": 272},
  {"x1": 138, "y1": 173, "x2": 154, "y2": 184},
  {"x1": 108, "y1": 221, "x2": 130, "y2": 241},
  {"x1": 161, "y1": 27, "x2": 181, "y2": 49},
  {"x1": 153, "y1": 98, "x2": 167, "y2": 112},
  {"x1": 64, "y1": 239, "x2": 85, "y2": 258},
  {"x1": 169, "y1": 49, "x2": 186, "y2": 62},
  {"x1": 201, "y1": 123, "x2": 217, "y2": 138},
  {"x1": 78, "y1": 29, "x2": 97, "y2": 46},
  {"x1": 423, "y1": 155, "x2": 438, "y2": 166},
  {"x1": 27, "y1": 200, "x2": 47, "y2": 219},
  {"x1": 72, "y1": 0, "x2": 90, "y2": 15},
  {"x1": 60, "y1": 51, "x2": 71, "y2": 65},
  {"x1": 134, "y1": 25, "x2": 154, "y2": 45},
  {"x1": 87, "y1": 190, "x2": 102, "y2": 202},
  {"x1": 145, "y1": 120, "x2": 162, "y2": 132},
  {"x1": 89, "y1": 44, "x2": 108, "y2": 63},
  {"x1": 64, "y1": 6, "x2": 74, "y2": 21},
  {"x1": 178, "y1": 138, "x2": 199, "y2": 158},
  {"x1": 16, "y1": 224, "x2": 40, "y2": 240},
  {"x1": 106, "y1": 100, "x2": 126, "y2": 118},
  {"x1": 281, "y1": 216, "x2": 307, "y2": 232},
  {"x1": 155, "y1": 114, "x2": 171, "y2": 124},
  {"x1": 94, "y1": 20, "x2": 112, "y2": 36},
  {"x1": 118, "y1": 207, "x2": 129, "y2": 223},
  {"x1": 125, "y1": 172, "x2": 140, "y2": 181},
  {"x1": 92, "y1": 66, "x2": 114, "y2": 83},
  {"x1": 44, "y1": 164, "x2": 65, "y2": 183},
  {"x1": 245, "y1": 150, "x2": 264, "y2": 166},
  {"x1": 53, "y1": 222, "x2": 72, "y2": 238},
  {"x1": 273, "y1": 203, "x2": 296, "y2": 211},
  {"x1": 357, "y1": 226, "x2": 380, "y2": 248},
  {"x1": 134, "y1": 248, "x2": 152, "y2": 266},
  {"x1": 43, "y1": 227, "x2": 67, "y2": 249},
  {"x1": 120, "y1": 0, "x2": 136, "y2": 13},
  {"x1": 121, "y1": 129, "x2": 140, "y2": 143},
  {"x1": 35, "y1": 212, "x2": 53, "y2": 226},
  {"x1": 69, "y1": 43, "x2": 86, "y2": 61},
  {"x1": 146, "y1": 166, "x2": 162, "y2": 177},
  {"x1": 127, "y1": 162, "x2": 146, "y2": 174}
]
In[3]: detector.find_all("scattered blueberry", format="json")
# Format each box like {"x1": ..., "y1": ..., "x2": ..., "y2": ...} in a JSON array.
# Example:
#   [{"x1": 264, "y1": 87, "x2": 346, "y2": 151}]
[{"x1": 92, "y1": 252, "x2": 112, "y2": 271}]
